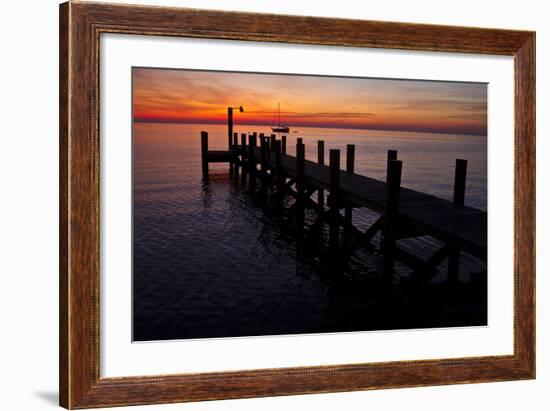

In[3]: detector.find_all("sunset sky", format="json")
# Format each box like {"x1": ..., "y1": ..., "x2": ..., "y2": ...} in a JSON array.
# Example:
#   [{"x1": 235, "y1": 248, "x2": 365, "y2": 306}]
[{"x1": 133, "y1": 68, "x2": 487, "y2": 136}]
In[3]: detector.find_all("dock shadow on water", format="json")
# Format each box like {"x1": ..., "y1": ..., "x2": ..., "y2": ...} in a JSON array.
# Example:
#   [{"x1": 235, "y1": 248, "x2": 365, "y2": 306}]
[{"x1": 133, "y1": 124, "x2": 487, "y2": 342}]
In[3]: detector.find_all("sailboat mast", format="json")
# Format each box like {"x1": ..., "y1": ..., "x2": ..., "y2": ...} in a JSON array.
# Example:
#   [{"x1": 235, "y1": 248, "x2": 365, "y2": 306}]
[{"x1": 271, "y1": 102, "x2": 289, "y2": 133}]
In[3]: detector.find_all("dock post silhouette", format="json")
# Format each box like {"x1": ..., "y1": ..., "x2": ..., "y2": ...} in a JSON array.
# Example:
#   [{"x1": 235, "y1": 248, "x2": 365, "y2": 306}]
[
  {"x1": 329, "y1": 149, "x2": 341, "y2": 250},
  {"x1": 317, "y1": 140, "x2": 325, "y2": 207},
  {"x1": 382, "y1": 159, "x2": 403, "y2": 281},
  {"x1": 345, "y1": 144, "x2": 355, "y2": 227},
  {"x1": 273, "y1": 140, "x2": 284, "y2": 199},
  {"x1": 232, "y1": 132, "x2": 239, "y2": 177},
  {"x1": 260, "y1": 138, "x2": 269, "y2": 200},
  {"x1": 296, "y1": 141, "x2": 306, "y2": 231},
  {"x1": 448, "y1": 159, "x2": 468, "y2": 283},
  {"x1": 386, "y1": 149, "x2": 398, "y2": 183},
  {"x1": 240, "y1": 133, "x2": 247, "y2": 184},
  {"x1": 248, "y1": 133, "x2": 257, "y2": 191},
  {"x1": 201, "y1": 131, "x2": 208, "y2": 180}
]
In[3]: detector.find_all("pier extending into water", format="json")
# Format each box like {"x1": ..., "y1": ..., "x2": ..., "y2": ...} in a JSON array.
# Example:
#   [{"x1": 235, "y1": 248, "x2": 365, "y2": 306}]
[{"x1": 200, "y1": 130, "x2": 487, "y2": 284}]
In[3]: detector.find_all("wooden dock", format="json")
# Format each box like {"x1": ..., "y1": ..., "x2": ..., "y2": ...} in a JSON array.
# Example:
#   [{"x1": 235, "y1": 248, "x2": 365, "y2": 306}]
[{"x1": 200, "y1": 130, "x2": 487, "y2": 283}]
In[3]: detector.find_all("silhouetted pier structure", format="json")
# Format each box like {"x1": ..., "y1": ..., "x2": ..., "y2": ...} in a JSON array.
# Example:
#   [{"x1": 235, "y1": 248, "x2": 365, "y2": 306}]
[{"x1": 200, "y1": 130, "x2": 487, "y2": 283}]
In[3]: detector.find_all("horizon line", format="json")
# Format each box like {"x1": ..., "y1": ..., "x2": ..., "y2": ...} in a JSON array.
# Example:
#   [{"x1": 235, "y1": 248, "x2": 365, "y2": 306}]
[{"x1": 133, "y1": 118, "x2": 487, "y2": 137}]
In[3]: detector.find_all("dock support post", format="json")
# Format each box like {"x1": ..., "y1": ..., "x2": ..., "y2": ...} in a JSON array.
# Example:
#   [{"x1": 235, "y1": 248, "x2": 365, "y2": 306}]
[
  {"x1": 386, "y1": 150, "x2": 398, "y2": 183},
  {"x1": 296, "y1": 141, "x2": 306, "y2": 230},
  {"x1": 248, "y1": 134, "x2": 257, "y2": 190},
  {"x1": 317, "y1": 141, "x2": 325, "y2": 208},
  {"x1": 270, "y1": 134, "x2": 276, "y2": 153},
  {"x1": 382, "y1": 159, "x2": 402, "y2": 282},
  {"x1": 260, "y1": 139, "x2": 269, "y2": 199},
  {"x1": 201, "y1": 131, "x2": 208, "y2": 180},
  {"x1": 273, "y1": 140, "x2": 283, "y2": 197},
  {"x1": 240, "y1": 133, "x2": 247, "y2": 184},
  {"x1": 259, "y1": 134, "x2": 266, "y2": 153},
  {"x1": 240, "y1": 133, "x2": 246, "y2": 155},
  {"x1": 282, "y1": 135, "x2": 287, "y2": 155},
  {"x1": 233, "y1": 132, "x2": 239, "y2": 177},
  {"x1": 227, "y1": 109, "x2": 234, "y2": 175},
  {"x1": 227, "y1": 108, "x2": 233, "y2": 151},
  {"x1": 448, "y1": 159, "x2": 467, "y2": 283},
  {"x1": 453, "y1": 159, "x2": 467, "y2": 206},
  {"x1": 329, "y1": 149, "x2": 341, "y2": 250},
  {"x1": 345, "y1": 144, "x2": 355, "y2": 226}
]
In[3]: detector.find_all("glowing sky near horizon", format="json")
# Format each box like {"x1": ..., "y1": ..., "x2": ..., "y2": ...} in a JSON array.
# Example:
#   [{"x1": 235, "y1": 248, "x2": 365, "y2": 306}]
[{"x1": 133, "y1": 67, "x2": 487, "y2": 136}]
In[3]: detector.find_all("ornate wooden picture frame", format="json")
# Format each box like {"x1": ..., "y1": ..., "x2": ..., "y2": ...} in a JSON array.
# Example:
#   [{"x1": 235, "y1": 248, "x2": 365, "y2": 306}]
[{"x1": 59, "y1": 1, "x2": 535, "y2": 408}]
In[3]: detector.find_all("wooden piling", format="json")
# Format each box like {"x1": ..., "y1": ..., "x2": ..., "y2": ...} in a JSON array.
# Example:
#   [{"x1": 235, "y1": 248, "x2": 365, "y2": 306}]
[
  {"x1": 259, "y1": 133, "x2": 265, "y2": 153},
  {"x1": 231, "y1": 132, "x2": 239, "y2": 177},
  {"x1": 382, "y1": 159, "x2": 403, "y2": 281},
  {"x1": 260, "y1": 138, "x2": 267, "y2": 171},
  {"x1": 270, "y1": 134, "x2": 276, "y2": 152},
  {"x1": 345, "y1": 144, "x2": 356, "y2": 225},
  {"x1": 240, "y1": 133, "x2": 247, "y2": 184},
  {"x1": 260, "y1": 139, "x2": 268, "y2": 198},
  {"x1": 346, "y1": 144, "x2": 355, "y2": 174},
  {"x1": 329, "y1": 149, "x2": 341, "y2": 249},
  {"x1": 240, "y1": 133, "x2": 246, "y2": 154},
  {"x1": 296, "y1": 142, "x2": 305, "y2": 187},
  {"x1": 201, "y1": 131, "x2": 208, "y2": 179},
  {"x1": 228, "y1": 128, "x2": 236, "y2": 176},
  {"x1": 273, "y1": 140, "x2": 283, "y2": 195},
  {"x1": 296, "y1": 142, "x2": 306, "y2": 228},
  {"x1": 282, "y1": 135, "x2": 287, "y2": 155},
  {"x1": 233, "y1": 132, "x2": 239, "y2": 159},
  {"x1": 453, "y1": 159, "x2": 467, "y2": 206},
  {"x1": 297, "y1": 137, "x2": 303, "y2": 145},
  {"x1": 317, "y1": 141, "x2": 325, "y2": 207},
  {"x1": 448, "y1": 159, "x2": 468, "y2": 282},
  {"x1": 227, "y1": 108, "x2": 233, "y2": 150},
  {"x1": 386, "y1": 150, "x2": 398, "y2": 183},
  {"x1": 248, "y1": 134, "x2": 257, "y2": 189}
]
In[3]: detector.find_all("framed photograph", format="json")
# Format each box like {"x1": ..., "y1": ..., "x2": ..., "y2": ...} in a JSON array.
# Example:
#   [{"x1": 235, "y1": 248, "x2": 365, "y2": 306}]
[{"x1": 59, "y1": 1, "x2": 535, "y2": 408}]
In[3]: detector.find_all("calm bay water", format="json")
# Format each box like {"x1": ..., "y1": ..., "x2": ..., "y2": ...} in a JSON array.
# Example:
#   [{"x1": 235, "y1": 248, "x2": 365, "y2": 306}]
[{"x1": 133, "y1": 123, "x2": 487, "y2": 341}]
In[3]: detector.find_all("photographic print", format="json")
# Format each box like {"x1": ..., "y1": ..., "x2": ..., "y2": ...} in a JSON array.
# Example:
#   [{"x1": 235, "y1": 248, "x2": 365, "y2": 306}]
[{"x1": 132, "y1": 67, "x2": 488, "y2": 342}]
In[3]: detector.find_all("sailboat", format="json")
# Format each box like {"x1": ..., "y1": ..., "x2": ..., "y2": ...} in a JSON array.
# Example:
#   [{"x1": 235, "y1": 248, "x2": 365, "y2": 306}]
[{"x1": 271, "y1": 103, "x2": 290, "y2": 133}]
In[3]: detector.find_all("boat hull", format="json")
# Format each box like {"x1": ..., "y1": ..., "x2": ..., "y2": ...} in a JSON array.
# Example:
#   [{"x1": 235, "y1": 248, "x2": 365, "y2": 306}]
[{"x1": 271, "y1": 127, "x2": 290, "y2": 133}]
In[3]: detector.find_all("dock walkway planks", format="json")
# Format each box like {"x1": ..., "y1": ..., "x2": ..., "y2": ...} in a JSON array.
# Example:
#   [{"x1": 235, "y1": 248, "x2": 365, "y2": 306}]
[{"x1": 252, "y1": 147, "x2": 486, "y2": 259}]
